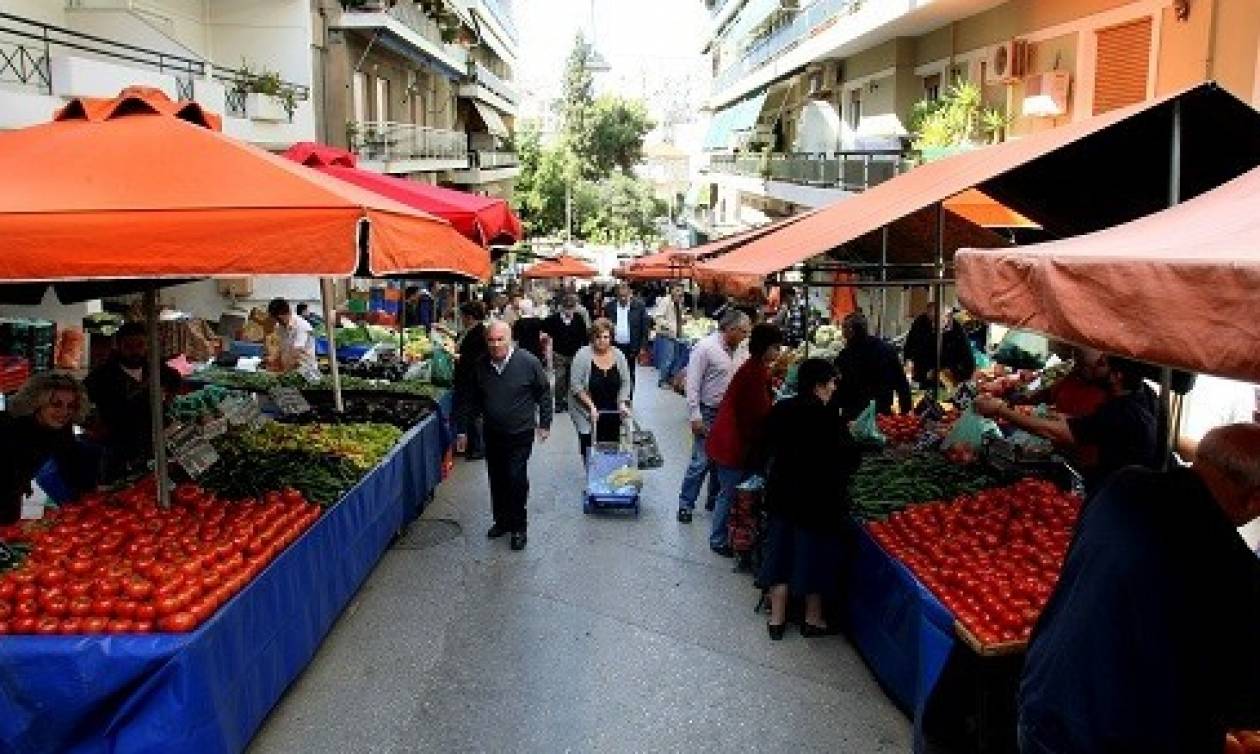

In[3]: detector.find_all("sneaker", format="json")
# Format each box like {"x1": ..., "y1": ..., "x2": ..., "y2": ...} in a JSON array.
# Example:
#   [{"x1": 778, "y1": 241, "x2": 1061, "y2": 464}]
[
  {"x1": 710, "y1": 544, "x2": 734, "y2": 558},
  {"x1": 677, "y1": 508, "x2": 692, "y2": 523}
]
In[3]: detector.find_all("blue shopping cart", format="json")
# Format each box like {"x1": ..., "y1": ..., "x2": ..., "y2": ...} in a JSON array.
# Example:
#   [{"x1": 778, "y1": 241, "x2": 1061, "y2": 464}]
[{"x1": 583, "y1": 412, "x2": 641, "y2": 516}]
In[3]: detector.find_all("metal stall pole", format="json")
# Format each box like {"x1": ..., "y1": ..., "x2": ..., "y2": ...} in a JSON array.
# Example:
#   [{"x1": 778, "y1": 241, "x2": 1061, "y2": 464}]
[
  {"x1": 803, "y1": 267, "x2": 811, "y2": 358},
  {"x1": 321, "y1": 278, "x2": 344, "y2": 412},
  {"x1": 932, "y1": 202, "x2": 946, "y2": 401},
  {"x1": 878, "y1": 225, "x2": 889, "y2": 337},
  {"x1": 1156, "y1": 99, "x2": 1183, "y2": 468},
  {"x1": 144, "y1": 289, "x2": 171, "y2": 508}
]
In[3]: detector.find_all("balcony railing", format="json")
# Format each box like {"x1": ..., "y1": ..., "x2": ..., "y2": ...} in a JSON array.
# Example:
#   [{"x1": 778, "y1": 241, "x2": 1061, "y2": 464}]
[
  {"x1": 706, "y1": 150, "x2": 909, "y2": 191},
  {"x1": 471, "y1": 150, "x2": 518, "y2": 169},
  {"x1": 0, "y1": 11, "x2": 308, "y2": 118},
  {"x1": 350, "y1": 121, "x2": 468, "y2": 165},
  {"x1": 343, "y1": 1, "x2": 468, "y2": 68},
  {"x1": 480, "y1": 0, "x2": 519, "y2": 44},
  {"x1": 713, "y1": 0, "x2": 858, "y2": 94},
  {"x1": 469, "y1": 60, "x2": 517, "y2": 104}
]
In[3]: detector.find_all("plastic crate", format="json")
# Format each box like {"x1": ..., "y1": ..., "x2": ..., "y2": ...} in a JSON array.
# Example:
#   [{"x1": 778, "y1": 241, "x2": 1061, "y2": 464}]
[{"x1": 583, "y1": 445, "x2": 640, "y2": 514}]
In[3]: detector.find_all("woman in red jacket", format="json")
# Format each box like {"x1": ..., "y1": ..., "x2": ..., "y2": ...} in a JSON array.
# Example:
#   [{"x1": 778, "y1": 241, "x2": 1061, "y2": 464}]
[{"x1": 705, "y1": 323, "x2": 784, "y2": 557}]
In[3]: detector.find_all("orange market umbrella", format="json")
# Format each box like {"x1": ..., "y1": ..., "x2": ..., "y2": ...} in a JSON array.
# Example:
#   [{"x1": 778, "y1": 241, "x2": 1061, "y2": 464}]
[
  {"x1": 522, "y1": 255, "x2": 598, "y2": 279},
  {"x1": 0, "y1": 87, "x2": 492, "y2": 283}
]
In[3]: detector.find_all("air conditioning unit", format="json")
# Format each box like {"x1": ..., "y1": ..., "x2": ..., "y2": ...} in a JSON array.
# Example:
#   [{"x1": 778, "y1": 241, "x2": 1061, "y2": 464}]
[
  {"x1": 1022, "y1": 70, "x2": 1072, "y2": 117},
  {"x1": 985, "y1": 40, "x2": 1028, "y2": 85}
]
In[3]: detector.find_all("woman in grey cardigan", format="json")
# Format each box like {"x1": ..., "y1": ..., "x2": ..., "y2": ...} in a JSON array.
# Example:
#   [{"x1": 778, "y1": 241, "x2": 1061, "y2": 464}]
[{"x1": 569, "y1": 318, "x2": 632, "y2": 464}]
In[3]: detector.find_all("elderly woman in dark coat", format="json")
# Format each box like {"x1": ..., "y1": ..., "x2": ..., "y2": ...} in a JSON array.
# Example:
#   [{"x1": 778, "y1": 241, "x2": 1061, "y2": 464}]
[{"x1": 758, "y1": 358, "x2": 861, "y2": 640}]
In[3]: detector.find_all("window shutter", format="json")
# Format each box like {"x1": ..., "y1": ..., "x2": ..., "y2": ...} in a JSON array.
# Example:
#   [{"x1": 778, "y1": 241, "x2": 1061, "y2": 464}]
[{"x1": 1093, "y1": 17, "x2": 1153, "y2": 115}]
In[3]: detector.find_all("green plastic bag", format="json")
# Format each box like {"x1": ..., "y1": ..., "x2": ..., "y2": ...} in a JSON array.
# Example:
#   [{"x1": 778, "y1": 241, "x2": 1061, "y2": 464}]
[
  {"x1": 851, "y1": 400, "x2": 886, "y2": 446},
  {"x1": 941, "y1": 408, "x2": 1001, "y2": 452},
  {"x1": 429, "y1": 344, "x2": 455, "y2": 387}
]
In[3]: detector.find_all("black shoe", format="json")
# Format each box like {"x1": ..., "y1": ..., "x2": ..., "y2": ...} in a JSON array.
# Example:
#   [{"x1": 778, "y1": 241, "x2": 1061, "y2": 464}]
[
  {"x1": 677, "y1": 508, "x2": 692, "y2": 523},
  {"x1": 800, "y1": 622, "x2": 835, "y2": 638},
  {"x1": 486, "y1": 523, "x2": 508, "y2": 539},
  {"x1": 510, "y1": 531, "x2": 527, "y2": 551},
  {"x1": 466, "y1": 451, "x2": 485, "y2": 461},
  {"x1": 767, "y1": 622, "x2": 786, "y2": 641},
  {"x1": 710, "y1": 544, "x2": 734, "y2": 558}
]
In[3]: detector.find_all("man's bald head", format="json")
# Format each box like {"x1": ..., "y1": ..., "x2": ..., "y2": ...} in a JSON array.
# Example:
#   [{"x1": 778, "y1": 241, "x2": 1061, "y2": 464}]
[{"x1": 1196, "y1": 422, "x2": 1260, "y2": 526}]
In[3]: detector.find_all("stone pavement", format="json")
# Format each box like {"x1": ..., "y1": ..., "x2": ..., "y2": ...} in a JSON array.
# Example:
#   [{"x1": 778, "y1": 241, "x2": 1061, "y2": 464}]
[{"x1": 248, "y1": 365, "x2": 910, "y2": 754}]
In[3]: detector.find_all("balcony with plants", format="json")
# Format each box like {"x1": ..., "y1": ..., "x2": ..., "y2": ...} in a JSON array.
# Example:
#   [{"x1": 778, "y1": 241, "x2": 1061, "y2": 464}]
[
  {"x1": 337, "y1": 0, "x2": 470, "y2": 72},
  {"x1": 346, "y1": 120, "x2": 470, "y2": 171}
]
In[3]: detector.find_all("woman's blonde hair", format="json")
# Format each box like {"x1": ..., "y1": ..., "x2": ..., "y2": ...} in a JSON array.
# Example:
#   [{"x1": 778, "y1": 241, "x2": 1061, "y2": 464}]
[
  {"x1": 9, "y1": 372, "x2": 89, "y2": 424},
  {"x1": 590, "y1": 317, "x2": 614, "y2": 342}
]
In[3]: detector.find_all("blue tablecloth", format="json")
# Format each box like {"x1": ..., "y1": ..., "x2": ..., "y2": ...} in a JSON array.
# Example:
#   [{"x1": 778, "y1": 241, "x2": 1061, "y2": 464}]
[
  {"x1": 400, "y1": 390, "x2": 453, "y2": 525},
  {"x1": 843, "y1": 520, "x2": 957, "y2": 752},
  {"x1": 0, "y1": 416, "x2": 444, "y2": 754}
]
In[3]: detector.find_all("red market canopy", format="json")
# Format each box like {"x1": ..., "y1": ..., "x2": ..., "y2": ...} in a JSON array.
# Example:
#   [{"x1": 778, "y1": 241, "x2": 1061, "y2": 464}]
[
  {"x1": 0, "y1": 88, "x2": 491, "y2": 283},
  {"x1": 614, "y1": 248, "x2": 699, "y2": 280},
  {"x1": 522, "y1": 255, "x2": 597, "y2": 279},
  {"x1": 957, "y1": 164, "x2": 1260, "y2": 383},
  {"x1": 283, "y1": 142, "x2": 524, "y2": 248},
  {"x1": 696, "y1": 83, "x2": 1260, "y2": 295}
]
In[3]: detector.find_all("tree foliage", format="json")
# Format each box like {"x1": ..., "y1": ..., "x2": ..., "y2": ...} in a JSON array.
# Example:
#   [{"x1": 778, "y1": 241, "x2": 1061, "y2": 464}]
[{"x1": 512, "y1": 32, "x2": 664, "y2": 243}]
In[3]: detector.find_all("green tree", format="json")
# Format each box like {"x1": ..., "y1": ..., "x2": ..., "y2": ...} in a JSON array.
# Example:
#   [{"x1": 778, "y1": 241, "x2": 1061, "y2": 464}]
[
  {"x1": 587, "y1": 96, "x2": 655, "y2": 176},
  {"x1": 578, "y1": 173, "x2": 666, "y2": 245}
]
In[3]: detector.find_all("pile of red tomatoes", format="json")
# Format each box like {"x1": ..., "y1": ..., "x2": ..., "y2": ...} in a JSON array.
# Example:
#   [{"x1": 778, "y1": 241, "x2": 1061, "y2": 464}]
[
  {"x1": 0, "y1": 480, "x2": 321, "y2": 635},
  {"x1": 866, "y1": 477, "x2": 1080, "y2": 646},
  {"x1": 875, "y1": 414, "x2": 924, "y2": 445}
]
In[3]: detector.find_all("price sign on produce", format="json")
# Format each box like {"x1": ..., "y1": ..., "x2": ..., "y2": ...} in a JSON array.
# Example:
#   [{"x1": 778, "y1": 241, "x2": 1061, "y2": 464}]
[
  {"x1": 200, "y1": 415, "x2": 228, "y2": 440},
  {"x1": 165, "y1": 421, "x2": 220, "y2": 478},
  {"x1": 269, "y1": 387, "x2": 311, "y2": 416}
]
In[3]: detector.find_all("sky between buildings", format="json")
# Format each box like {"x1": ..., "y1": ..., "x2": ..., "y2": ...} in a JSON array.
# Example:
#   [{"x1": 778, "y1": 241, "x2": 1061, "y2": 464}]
[{"x1": 516, "y1": 0, "x2": 711, "y2": 148}]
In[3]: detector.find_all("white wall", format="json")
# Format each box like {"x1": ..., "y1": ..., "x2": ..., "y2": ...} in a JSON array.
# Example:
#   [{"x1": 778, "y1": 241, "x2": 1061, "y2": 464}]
[
  {"x1": 207, "y1": 0, "x2": 313, "y2": 86},
  {"x1": 162, "y1": 278, "x2": 323, "y2": 322},
  {"x1": 0, "y1": 0, "x2": 66, "y2": 25}
]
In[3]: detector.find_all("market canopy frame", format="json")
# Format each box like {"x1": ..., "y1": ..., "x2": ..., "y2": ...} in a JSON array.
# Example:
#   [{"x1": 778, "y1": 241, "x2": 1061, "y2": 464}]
[
  {"x1": 696, "y1": 82, "x2": 1260, "y2": 294},
  {"x1": 957, "y1": 163, "x2": 1260, "y2": 384}
]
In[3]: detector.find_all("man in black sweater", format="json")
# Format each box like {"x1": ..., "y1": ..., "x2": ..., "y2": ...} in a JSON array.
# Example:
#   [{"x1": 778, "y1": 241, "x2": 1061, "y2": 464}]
[
  {"x1": 832, "y1": 312, "x2": 912, "y2": 420},
  {"x1": 455, "y1": 320, "x2": 553, "y2": 551},
  {"x1": 542, "y1": 293, "x2": 589, "y2": 412}
]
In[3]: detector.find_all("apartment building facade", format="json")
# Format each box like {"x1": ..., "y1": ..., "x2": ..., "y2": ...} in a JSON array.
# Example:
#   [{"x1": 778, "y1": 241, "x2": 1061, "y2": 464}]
[
  {"x1": 317, "y1": 0, "x2": 520, "y2": 196},
  {"x1": 692, "y1": 0, "x2": 1260, "y2": 237}
]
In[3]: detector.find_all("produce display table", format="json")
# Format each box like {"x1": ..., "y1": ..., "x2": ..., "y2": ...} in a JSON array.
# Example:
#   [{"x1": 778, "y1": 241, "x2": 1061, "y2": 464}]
[
  {"x1": 400, "y1": 389, "x2": 453, "y2": 525},
  {"x1": 0, "y1": 417, "x2": 442, "y2": 754},
  {"x1": 843, "y1": 520, "x2": 955, "y2": 751}
]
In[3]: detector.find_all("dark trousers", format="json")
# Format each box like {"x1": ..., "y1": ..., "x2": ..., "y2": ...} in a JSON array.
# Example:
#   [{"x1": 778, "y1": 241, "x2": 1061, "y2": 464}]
[
  {"x1": 485, "y1": 428, "x2": 534, "y2": 533},
  {"x1": 615, "y1": 343, "x2": 638, "y2": 396}
]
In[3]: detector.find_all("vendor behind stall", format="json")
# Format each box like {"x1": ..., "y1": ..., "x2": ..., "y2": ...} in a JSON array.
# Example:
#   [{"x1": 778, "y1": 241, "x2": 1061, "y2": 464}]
[
  {"x1": 1018, "y1": 423, "x2": 1260, "y2": 754},
  {"x1": 267, "y1": 297, "x2": 318, "y2": 379},
  {"x1": 831, "y1": 312, "x2": 911, "y2": 420},
  {"x1": 0, "y1": 373, "x2": 96, "y2": 524},
  {"x1": 84, "y1": 322, "x2": 182, "y2": 482},
  {"x1": 975, "y1": 354, "x2": 1157, "y2": 495}
]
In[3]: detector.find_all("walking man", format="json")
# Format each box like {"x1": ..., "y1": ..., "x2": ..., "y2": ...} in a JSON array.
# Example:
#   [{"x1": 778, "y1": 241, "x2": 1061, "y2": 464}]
[
  {"x1": 542, "y1": 294, "x2": 588, "y2": 412},
  {"x1": 609, "y1": 283, "x2": 650, "y2": 395},
  {"x1": 455, "y1": 321, "x2": 552, "y2": 551},
  {"x1": 677, "y1": 310, "x2": 751, "y2": 523}
]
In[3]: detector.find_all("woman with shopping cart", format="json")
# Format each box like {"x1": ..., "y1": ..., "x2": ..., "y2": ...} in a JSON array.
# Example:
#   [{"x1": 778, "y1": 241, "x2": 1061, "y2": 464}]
[{"x1": 568, "y1": 318, "x2": 632, "y2": 464}]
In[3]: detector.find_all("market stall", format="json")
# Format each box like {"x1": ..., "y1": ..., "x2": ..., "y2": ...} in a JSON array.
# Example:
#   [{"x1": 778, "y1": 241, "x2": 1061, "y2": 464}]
[
  {"x1": 520, "y1": 255, "x2": 598, "y2": 279},
  {"x1": 0, "y1": 87, "x2": 480, "y2": 752},
  {"x1": 698, "y1": 83, "x2": 1260, "y2": 753}
]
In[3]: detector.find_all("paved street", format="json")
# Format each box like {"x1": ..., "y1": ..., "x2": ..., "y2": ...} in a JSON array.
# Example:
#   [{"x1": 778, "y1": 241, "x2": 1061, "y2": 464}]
[{"x1": 249, "y1": 365, "x2": 910, "y2": 753}]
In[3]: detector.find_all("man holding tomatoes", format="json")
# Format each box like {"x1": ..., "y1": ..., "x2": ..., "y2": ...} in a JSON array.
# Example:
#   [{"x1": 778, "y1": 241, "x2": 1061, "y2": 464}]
[
  {"x1": 975, "y1": 354, "x2": 1157, "y2": 496},
  {"x1": 1018, "y1": 422, "x2": 1260, "y2": 754}
]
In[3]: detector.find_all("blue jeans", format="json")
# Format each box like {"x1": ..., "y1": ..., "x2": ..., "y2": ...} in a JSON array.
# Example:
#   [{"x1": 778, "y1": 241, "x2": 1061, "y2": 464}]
[
  {"x1": 678, "y1": 405, "x2": 719, "y2": 511},
  {"x1": 710, "y1": 465, "x2": 748, "y2": 549},
  {"x1": 656, "y1": 336, "x2": 678, "y2": 386}
]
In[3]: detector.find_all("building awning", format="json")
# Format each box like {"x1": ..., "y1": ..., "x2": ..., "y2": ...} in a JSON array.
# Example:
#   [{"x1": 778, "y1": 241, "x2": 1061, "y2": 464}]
[
  {"x1": 471, "y1": 100, "x2": 509, "y2": 138},
  {"x1": 696, "y1": 82, "x2": 1260, "y2": 294},
  {"x1": 702, "y1": 91, "x2": 768, "y2": 151},
  {"x1": 957, "y1": 164, "x2": 1260, "y2": 383}
]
